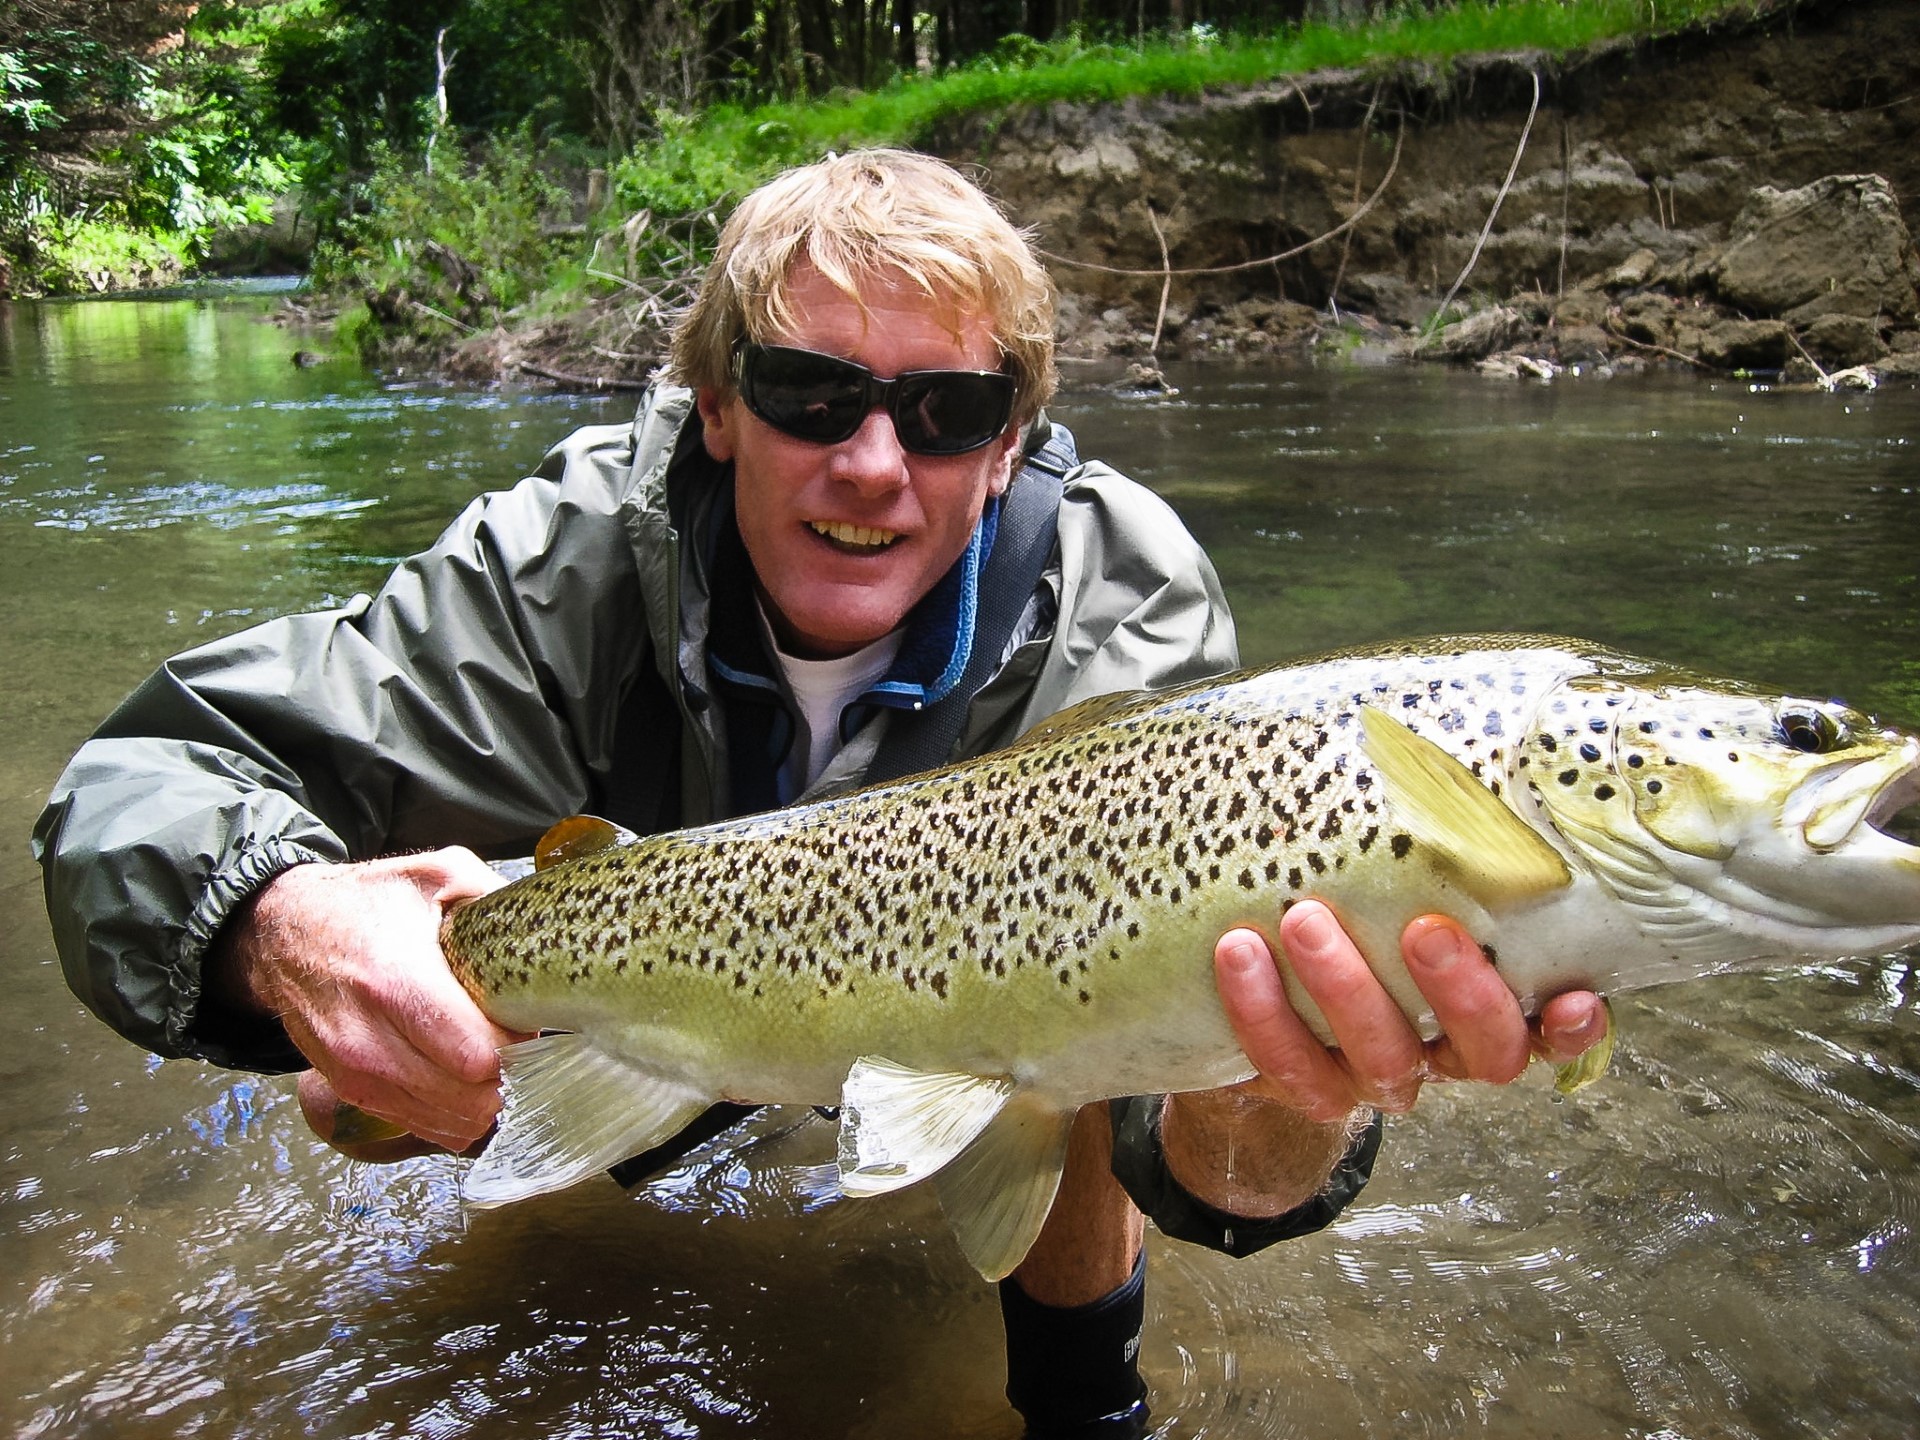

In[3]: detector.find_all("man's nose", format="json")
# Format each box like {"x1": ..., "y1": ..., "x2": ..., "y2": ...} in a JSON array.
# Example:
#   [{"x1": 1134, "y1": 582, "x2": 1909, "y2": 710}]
[{"x1": 829, "y1": 407, "x2": 911, "y2": 492}]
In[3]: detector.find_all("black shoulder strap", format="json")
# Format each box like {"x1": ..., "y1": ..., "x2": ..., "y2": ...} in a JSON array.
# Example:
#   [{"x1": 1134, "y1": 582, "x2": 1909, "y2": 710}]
[
  {"x1": 594, "y1": 658, "x2": 682, "y2": 836},
  {"x1": 867, "y1": 421, "x2": 1074, "y2": 783}
]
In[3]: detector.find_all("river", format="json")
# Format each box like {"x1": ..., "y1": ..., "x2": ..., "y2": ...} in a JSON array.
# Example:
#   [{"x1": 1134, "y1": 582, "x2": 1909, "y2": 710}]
[{"x1": 3, "y1": 290, "x2": 1917, "y2": 1439}]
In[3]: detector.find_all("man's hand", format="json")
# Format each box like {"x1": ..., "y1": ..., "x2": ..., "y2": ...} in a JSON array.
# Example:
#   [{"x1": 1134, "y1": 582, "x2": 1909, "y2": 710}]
[
  {"x1": 210, "y1": 849, "x2": 527, "y2": 1153},
  {"x1": 1157, "y1": 900, "x2": 1609, "y2": 1218},
  {"x1": 1215, "y1": 899, "x2": 1609, "y2": 1122}
]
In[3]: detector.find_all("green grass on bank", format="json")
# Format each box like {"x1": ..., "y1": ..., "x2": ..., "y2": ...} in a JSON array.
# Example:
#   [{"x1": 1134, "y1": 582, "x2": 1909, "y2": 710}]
[
  {"x1": 324, "y1": 0, "x2": 1778, "y2": 357},
  {"x1": 614, "y1": 0, "x2": 1775, "y2": 219}
]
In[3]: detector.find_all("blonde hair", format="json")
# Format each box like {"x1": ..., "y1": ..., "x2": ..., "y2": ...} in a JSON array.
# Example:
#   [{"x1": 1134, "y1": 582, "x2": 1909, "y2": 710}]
[{"x1": 670, "y1": 149, "x2": 1058, "y2": 425}]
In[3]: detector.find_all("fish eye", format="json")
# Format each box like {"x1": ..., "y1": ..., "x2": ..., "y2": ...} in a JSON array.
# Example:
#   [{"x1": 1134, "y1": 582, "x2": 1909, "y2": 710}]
[{"x1": 1777, "y1": 707, "x2": 1843, "y2": 754}]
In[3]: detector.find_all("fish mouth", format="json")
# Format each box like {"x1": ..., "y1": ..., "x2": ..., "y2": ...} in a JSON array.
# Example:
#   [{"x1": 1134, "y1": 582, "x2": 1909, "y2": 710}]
[
  {"x1": 810, "y1": 520, "x2": 901, "y2": 551},
  {"x1": 1866, "y1": 763, "x2": 1920, "y2": 848},
  {"x1": 1801, "y1": 741, "x2": 1920, "y2": 853}
]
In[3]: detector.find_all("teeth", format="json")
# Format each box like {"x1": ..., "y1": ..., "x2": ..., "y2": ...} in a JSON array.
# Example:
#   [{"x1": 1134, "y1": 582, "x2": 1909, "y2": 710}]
[{"x1": 811, "y1": 521, "x2": 899, "y2": 549}]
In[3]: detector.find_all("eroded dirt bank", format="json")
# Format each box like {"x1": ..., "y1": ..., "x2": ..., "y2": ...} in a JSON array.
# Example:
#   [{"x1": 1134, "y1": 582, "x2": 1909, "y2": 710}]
[
  {"x1": 466, "y1": 0, "x2": 1919, "y2": 389},
  {"x1": 927, "y1": 0, "x2": 1919, "y2": 384}
]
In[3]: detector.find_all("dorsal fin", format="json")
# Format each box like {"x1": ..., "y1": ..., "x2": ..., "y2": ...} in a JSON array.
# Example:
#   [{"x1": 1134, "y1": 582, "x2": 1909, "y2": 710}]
[
  {"x1": 535, "y1": 815, "x2": 636, "y2": 871},
  {"x1": 1359, "y1": 705, "x2": 1573, "y2": 905}
]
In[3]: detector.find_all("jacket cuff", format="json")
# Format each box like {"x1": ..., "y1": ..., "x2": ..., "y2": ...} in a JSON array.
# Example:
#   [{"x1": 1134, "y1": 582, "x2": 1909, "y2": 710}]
[
  {"x1": 175, "y1": 836, "x2": 331, "y2": 1072},
  {"x1": 1108, "y1": 1094, "x2": 1383, "y2": 1258}
]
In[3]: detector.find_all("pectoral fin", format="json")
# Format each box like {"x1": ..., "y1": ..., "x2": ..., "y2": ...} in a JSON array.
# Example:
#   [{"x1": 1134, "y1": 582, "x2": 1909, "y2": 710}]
[
  {"x1": 1552, "y1": 998, "x2": 1617, "y2": 1095},
  {"x1": 464, "y1": 1032, "x2": 710, "y2": 1207},
  {"x1": 1360, "y1": 705, "x2": 1573, "y2": 905},
  {"x1": 837, "y1": 1056, "x2": 1014, "y2": 1197},
  {"x1": 932, "y1": 1095, "x2": 1076, "y2": 1281}
]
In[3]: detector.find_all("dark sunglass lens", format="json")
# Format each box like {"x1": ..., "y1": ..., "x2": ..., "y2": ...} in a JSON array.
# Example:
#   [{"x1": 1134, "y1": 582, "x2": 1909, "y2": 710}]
[
  {"x1": 744, "y1": 347, "x2": 869, "y2": 443},
  {"x1": 893, "y1": 372, "x2": 1015, "y2": 454}
]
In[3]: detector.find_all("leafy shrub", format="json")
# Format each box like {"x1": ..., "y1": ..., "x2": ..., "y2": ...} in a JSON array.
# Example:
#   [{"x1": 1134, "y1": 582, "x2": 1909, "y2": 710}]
[{"x1": 314, "y1": 131, "x2": 575, "y2": 351}]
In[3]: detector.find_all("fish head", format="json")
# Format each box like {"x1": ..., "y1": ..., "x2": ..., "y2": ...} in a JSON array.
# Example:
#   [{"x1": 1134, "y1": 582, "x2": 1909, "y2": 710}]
[{"x1": 1522, "y1": 676, "x2": 1920, "y2": 955}]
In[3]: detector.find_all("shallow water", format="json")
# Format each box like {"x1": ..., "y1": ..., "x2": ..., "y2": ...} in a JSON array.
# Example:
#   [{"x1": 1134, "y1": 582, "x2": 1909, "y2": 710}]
[{"x1": 3, "y1": 293, "x2": 1917, "y2": 1439}]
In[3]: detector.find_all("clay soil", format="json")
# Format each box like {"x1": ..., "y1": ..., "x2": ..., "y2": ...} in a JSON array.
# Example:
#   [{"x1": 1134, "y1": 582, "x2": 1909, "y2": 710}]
[{"x1": 467, "y1": 0, "x2": 1920, "y2": 389}]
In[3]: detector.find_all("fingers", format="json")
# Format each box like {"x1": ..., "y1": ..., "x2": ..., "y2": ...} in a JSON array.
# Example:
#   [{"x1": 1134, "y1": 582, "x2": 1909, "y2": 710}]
[
  {"x1": 1214, "y1": 928, "x2": 1361, "y2": 1124},
  {"x1": 1533, "y1": 990, "x2": 1610, "y2": 1064},
  {"x1": 240, "y1": 847, "x2": 517, "y2": 1152},
  {"x1": 1216, "y1": 902, "x2": 1612, "y2": 1118},
  {"x1": 1278, "y1": 902, "x2": 1427, "y2": 1112},
  {"x1": 1402, "y1": 915, "x2": 1531, "y2": 1085},
  {"x1": 296, "y1": 1068, "x2": 458, "y2": 1163},
  {"x1": 290, "y1": 1002, "x2": 500, "y2": 1151}
]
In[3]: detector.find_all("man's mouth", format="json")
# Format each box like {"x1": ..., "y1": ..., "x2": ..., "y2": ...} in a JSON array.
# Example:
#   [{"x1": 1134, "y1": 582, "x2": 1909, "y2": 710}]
[{"x1": 810, "y1": 520, "x2": 901, "y2": 551}]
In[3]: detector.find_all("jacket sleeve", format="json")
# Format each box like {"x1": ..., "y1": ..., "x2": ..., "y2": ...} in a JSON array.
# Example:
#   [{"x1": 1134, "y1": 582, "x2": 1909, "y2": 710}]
[{"x1": 32, "y1": 419, "x2": 653, "y2": 1072}]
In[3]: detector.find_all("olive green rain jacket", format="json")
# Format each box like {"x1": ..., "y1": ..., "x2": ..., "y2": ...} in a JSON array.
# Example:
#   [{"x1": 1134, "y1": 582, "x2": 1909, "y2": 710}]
[{"x1": 33, "y1": 384, "x2": 1238, "y2": 1075}]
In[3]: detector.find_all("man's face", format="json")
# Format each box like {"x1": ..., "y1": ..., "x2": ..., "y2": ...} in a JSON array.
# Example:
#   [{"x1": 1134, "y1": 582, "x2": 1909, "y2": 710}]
[{"x1": 696, "y1": 263, "x2": 1021, "y2": 659}]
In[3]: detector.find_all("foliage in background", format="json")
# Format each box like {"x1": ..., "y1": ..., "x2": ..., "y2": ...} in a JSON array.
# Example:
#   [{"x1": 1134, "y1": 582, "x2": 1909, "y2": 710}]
[
  {"x1": 1, "y1": 0, "x2": 1775, "y2": 298},
  {"x1": 611, "y1": 0, "x2": 1771, "y2": 248},
  {"x1": 1, "y1": 0, "x2": 302, "y2": 293},
  {"x1": 312, "y1": 131, "x2": 574, "y2": 356}
]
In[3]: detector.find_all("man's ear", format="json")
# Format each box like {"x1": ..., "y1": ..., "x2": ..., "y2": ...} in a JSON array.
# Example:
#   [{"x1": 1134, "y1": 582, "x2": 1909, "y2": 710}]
[
  {"x1": 695, "y1": 387, "x2": 736, "y2": 462},
  {"x1": 986, "y1": 427, "x2": 1022, "y2": 498}
]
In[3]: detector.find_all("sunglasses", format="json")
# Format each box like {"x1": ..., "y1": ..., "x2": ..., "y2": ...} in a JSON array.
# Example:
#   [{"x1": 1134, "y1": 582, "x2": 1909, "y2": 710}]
[{"x1": 733, "y1": 343, "x2": 1016, "y2": 456}]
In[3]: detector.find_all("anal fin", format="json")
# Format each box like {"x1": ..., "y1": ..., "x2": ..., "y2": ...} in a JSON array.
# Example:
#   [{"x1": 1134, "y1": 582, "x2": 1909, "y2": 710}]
[
  {"x1": 932, "y1": 1095, "x2": 1077, "y2": 1282},
  {"x1": 464, "y1": 1032, "x2": 710, "y2": 1207}
]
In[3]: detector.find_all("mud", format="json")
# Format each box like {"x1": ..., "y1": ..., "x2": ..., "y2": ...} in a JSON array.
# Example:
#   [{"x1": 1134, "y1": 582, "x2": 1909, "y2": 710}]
[
  {"x1": 928, "y1": 0, "x2": 1919, "y2": 385},
  {"x1": 442, "y1": 0, "x2": 1920, "y2": 388}
]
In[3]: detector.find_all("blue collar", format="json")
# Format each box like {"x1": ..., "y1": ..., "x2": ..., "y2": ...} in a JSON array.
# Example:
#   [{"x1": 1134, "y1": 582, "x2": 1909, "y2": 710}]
[{"x1": 708, "y1": 494, "x2": 1002, "y2": 723}]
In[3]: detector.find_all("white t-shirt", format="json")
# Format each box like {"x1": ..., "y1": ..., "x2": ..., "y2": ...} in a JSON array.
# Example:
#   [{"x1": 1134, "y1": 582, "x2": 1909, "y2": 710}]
[{"x1": 756, "y1": 602, "x2": 904, "y2": 799}]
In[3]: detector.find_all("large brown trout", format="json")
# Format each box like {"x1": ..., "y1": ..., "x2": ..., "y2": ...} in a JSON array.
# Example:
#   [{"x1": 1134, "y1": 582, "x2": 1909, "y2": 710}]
[{"x1": 441, "y1": 635, "x2": 1920, "y2": 1279}]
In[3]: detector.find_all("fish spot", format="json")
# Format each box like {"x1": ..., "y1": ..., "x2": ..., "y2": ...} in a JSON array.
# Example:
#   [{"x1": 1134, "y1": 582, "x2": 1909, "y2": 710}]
[
  {"x1": 1559, "y1": 770, "x2": 1579, "y2": 786},
  {"x1": 1595, "y1": 784, "x2": 1616, "y2": 801},
  {"x1": 1390, "y1": 834, "x2": 1413, "y2": 859}
]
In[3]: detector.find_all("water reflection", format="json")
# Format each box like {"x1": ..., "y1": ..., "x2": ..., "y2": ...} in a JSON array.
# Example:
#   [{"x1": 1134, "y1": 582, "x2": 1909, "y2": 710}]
[{"x1": 3, "y1": 296, "x2": 1918, "y2": 1438}]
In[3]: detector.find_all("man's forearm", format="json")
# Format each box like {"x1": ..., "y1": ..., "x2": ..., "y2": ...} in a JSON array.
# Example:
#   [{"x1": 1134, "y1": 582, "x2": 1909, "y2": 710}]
[{"x1": 1159, "y1": 1086, "x2": 1374, "y2": 1218}]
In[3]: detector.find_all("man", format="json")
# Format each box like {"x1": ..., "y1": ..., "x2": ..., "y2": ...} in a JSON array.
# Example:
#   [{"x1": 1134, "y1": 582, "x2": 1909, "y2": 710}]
[{"x1": 35, "y1": 149, "x2": 1604, "y2": 1437}]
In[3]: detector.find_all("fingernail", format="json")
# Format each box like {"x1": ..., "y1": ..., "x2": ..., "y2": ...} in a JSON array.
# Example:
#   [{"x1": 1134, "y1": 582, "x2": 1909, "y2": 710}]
[
  {"x1": 1222, "y1": 936, "x2": 1263, "y2": 973},
  {"x1": 1291, "y1": 903, "x2": 1336, "y2": 951},
  {"x1": 1409, "y1": 923, "x2": 1462, "y2": 971}
]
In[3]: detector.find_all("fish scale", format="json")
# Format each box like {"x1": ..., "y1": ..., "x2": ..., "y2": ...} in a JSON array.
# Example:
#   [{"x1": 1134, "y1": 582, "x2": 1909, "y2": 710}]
[{"x1": 439, "y1": 633, "x2": 1920, "y2": 1280}]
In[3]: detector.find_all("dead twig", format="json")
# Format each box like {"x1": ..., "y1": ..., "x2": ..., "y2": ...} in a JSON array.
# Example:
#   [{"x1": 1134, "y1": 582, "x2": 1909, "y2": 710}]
[
  {"x1": 1039, "y1": 115, "x2": 1405, "y2": 279},
  {"x1": 1328, "y1": 83, "x2": 1383, "y2": 321},
  {"x1": 1603, "y1": 317, "x2": 1714, "y2": 370},
  {"x1": 1435, "y1": 69, "x2": 1540, "y2": 322},
  {"x1": 1145, "y1": 202, "x2": 1174, "y2": 359},
  {"x1": 407, "y1": 297, "x2": 476, "y2": 334},
  {"x1": 513, "y1": 359, "x2": 650, "y2": 391}
]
